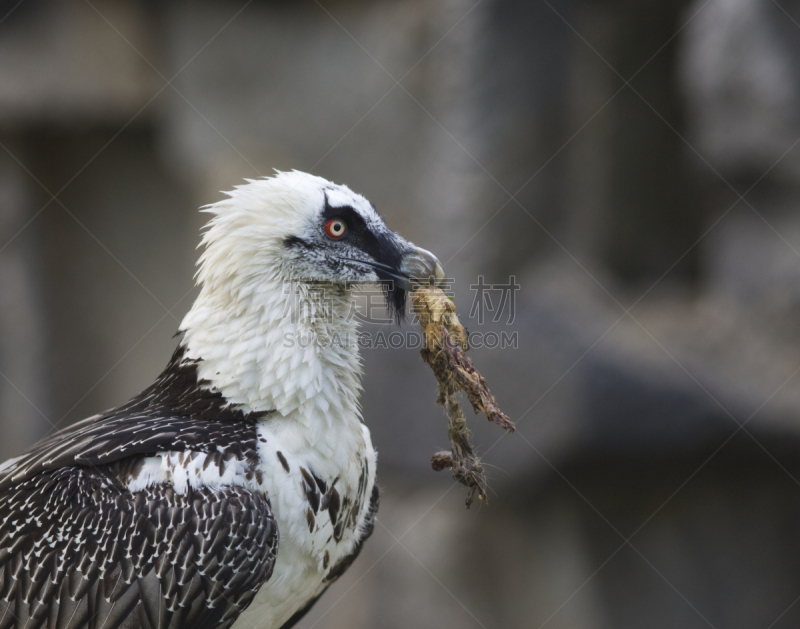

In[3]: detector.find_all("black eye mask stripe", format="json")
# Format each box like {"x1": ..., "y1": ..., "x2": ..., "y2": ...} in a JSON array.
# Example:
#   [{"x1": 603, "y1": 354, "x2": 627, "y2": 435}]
[
  {"x1": 283, "y1": 235, "x2": 313, "y2": 249},
  {"x1": 282, "y1": 194, "x2": 409, "y2": 323},
  {"x1": 322, "y1": 200, "x2": 404, "y2": 267},
  {"x1": 322, "y1": 198, "x2": 407, "y2": 321}
]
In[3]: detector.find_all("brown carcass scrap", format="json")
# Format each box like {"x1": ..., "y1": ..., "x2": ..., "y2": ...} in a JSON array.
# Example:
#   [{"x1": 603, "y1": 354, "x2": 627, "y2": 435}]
[{"x1": 412, "y1": 286, "x2": 514, "y2": 508}]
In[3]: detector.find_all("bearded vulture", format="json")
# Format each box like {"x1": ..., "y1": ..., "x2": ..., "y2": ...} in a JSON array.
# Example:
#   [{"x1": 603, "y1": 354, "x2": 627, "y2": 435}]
[{"x1": 0, "y1": 171, "x2": 444, "y2": 629}]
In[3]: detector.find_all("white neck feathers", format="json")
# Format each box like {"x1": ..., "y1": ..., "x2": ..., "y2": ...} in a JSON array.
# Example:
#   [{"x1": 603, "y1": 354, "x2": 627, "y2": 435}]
[{"x1": 181, "y1": 276, "x2": 362, "y2": 424}]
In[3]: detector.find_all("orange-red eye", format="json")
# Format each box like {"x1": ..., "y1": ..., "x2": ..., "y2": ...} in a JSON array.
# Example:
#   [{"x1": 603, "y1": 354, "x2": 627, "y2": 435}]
[{"x1": 325, "y1": 218, "x2": 347, "y2": 239}]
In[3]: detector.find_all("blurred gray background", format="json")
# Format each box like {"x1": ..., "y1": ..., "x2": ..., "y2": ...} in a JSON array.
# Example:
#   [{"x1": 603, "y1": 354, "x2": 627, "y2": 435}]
[{"x1": 3, "y1": 0, "x2": 800, "y2": 627}]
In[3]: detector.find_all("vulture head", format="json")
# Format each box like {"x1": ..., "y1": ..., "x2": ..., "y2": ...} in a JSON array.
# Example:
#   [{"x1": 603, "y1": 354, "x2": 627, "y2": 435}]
[{"x1": 194, "y1": 170, "x2": 444, "y2": 322}]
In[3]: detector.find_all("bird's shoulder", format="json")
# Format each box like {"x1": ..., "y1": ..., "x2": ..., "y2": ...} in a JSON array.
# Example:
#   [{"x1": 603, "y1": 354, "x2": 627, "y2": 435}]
[
  {"x1": 0, "y1": 344, "x2": 287, "y2": 629},
  {"x1": 0, "y1": 344, "x2": 270, "y2": 488}
]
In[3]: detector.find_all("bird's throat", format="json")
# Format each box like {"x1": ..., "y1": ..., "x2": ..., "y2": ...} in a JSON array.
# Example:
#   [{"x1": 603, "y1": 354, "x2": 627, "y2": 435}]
[{"x1": 180, "y1": 277, "x2": 363, "y2": 427}]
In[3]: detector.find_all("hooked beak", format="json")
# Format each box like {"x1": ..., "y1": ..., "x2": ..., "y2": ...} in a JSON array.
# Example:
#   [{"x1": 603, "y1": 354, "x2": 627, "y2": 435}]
[{"x1": 397, "y1": 245, "x2": 446, "y2": 291}]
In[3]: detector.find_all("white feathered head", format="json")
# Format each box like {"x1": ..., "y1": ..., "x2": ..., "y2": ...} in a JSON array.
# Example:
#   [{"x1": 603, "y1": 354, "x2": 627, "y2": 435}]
[{"x1": 194, "y1": 170, "x2": 444, "y2": 321}]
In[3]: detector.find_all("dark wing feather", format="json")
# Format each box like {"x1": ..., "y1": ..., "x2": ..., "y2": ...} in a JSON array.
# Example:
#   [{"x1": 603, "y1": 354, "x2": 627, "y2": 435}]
[
  {"x1": 0, "y1": 465, "x2": 278, "y2": 629},
  {"x1": 0, "y1": 414, "x2": 261, "y2": 489},
  {"x1": 0, "y1": 345, "x2": 268, "y2": 489}
]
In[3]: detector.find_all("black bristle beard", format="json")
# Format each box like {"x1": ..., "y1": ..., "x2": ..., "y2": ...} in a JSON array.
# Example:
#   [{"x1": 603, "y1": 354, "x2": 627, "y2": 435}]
[{"x1": 380, "y1": 279, "x2": 407, "y2": 324}]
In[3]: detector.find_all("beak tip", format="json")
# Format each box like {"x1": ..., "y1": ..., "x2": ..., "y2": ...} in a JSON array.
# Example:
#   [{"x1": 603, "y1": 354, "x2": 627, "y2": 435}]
[
  {"x1": 433, "y1": 261, "x2": 446, "y2": 287},
  {"x1": 399, "y1": 245, "x2": 445, "y2": 290}
]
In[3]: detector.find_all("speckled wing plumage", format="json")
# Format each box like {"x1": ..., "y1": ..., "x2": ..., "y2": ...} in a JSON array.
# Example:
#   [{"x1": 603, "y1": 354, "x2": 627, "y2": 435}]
[
  {"x1": 0, "y1": 467, "x2": 277, "y2": 629},
  {"x1": 0, "y1": 346, "x2": 266, "y2": 487},
  {"x1": 0, "y1": 346, "x2": 278, "y2": 629}
]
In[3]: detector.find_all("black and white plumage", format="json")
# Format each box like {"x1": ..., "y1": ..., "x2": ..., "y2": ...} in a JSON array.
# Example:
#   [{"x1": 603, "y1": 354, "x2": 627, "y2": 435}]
[{"x1": 0, "y1": 171, "x2": 443, "y2": 629}]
